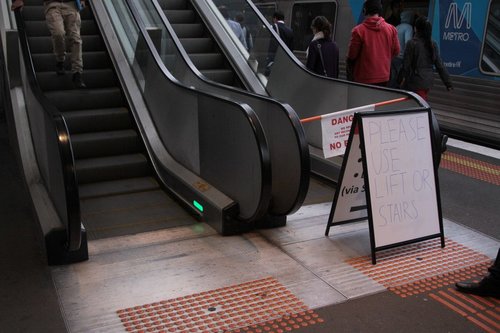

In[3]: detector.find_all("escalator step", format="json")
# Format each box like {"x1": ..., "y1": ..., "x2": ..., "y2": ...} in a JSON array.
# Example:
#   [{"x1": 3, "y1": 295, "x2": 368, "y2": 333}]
[
  {"x1": 163, "y1": 9, "x2": 196, "y2": 24},
  {"x1": 179, "y1": 38, "x2": 215, "y2": 53},
  {"x1": 24, "y1": 19, "x2": 98, "y2": 37},
  {"x1": 28, "y1": 35, "x2": 104, "y2": 54},
  {"x1": 189, "y1": 53, "x2": 225, "y2": 70},
  {"x1": 79, "y1": 177, "x2": 160, "y2": 200},
  {"x1": 81, "y1": 188, "x2": 193, "y2": 240},
  {"x1": 170, "y1": 23, "x2": 205, "y2": 38},
  {"x1": 71, "y1": 130, "x2": 142, "y2": 159},
  {"x1": 76, "y1": 153, "x2": 151, "y2": 184},
  {"x1": 64, "y1": 107, "x2": 132, "y2": 134},
  {"x1": 36, "y1": 68, "x2": 117, "y2": 91},
  {"x1": 158, "y1": 0, "x2": 188, "y2": 10},
  {"x1": 45, "y1": 87, "x2": 124, "y2": 111},
  {"x1": 200, "y1": 69, "x2": 236, "y2": 86},
  {"x1": 32, "y1": 51, "x2": 111, "y2": 72}
]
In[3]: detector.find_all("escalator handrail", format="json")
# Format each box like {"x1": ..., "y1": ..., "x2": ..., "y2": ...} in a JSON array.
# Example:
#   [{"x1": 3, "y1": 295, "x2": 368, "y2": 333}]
[
  {"x1": 142, "y1": 0, "x2": 311, "y2": 215},
  {"x1": 13, "y1": 9, "x2": 82, "y2": 251},
  {"x1": 100, "y1": 0, "x2": 273, "y2": 223}
]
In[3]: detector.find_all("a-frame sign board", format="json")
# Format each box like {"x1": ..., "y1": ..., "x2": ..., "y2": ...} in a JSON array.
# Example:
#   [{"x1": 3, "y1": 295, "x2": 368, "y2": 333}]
[{"x1": 325, "y1": 109, "x2": 445, "y2": 264}]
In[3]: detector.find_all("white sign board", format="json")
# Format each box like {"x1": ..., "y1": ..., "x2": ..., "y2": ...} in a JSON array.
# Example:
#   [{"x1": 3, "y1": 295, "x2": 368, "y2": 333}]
[
  {"x1": 321, "y1": 105, "x2": 375, "y2": 158},
  {"x1": 331, "y1": 127, "x2": 367, "y2": 223},
  {"x1": 361, "y1": 111, "x2": 441, "y2": 248}
]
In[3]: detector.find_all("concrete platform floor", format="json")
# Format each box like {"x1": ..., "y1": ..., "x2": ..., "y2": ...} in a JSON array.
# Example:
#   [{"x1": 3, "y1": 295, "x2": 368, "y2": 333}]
[{"x1": 1, "y1": 120, "x2": 499, "y2": 333}]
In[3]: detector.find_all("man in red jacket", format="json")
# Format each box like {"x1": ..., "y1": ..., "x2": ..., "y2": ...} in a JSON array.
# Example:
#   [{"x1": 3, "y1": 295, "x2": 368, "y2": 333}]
[{"x1": 347, "y1": 0, "x2": 399, "y2": 86}]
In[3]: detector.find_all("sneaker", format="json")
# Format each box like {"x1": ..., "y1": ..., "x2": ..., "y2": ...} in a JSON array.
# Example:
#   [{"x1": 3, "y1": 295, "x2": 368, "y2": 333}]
[
  {"x1": 56, "y1": 61, "x2": 65, "y2": 75},
  {"x1": 72, "y1": 72, "x2": 86, "y2": 89}
]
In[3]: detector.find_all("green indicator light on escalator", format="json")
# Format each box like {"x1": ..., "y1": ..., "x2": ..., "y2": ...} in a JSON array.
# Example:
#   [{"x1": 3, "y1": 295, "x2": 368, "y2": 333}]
[{"x1": 193, "y1": 200, "x2": 204, "y2": 212}]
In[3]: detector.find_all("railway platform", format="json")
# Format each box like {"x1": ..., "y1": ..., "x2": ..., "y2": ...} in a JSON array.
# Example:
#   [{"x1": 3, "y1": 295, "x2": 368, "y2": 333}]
[{"x1": 1, "y1": 118, "x2": 499, "y2": 332}]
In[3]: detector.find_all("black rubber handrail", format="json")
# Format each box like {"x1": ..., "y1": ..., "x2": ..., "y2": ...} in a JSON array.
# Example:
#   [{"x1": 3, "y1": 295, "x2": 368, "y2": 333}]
[{"x1": 14, "y1": 9, "x2": 82, "y2": 251}]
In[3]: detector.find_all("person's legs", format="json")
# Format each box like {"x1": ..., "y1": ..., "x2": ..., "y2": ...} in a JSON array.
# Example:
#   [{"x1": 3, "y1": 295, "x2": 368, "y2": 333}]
[
  {"x1": 61, "y1": 2, "x2": 83, "y2": 74},
  {"x1": 60, "y1": 2, "x2": 85, "y2": 88},
  {"x1": 44, "y1": 2, "x2": 66, "y2": 75},
  {"x1": 455, "y1": 248, "x2": 500, "y2": 298}
]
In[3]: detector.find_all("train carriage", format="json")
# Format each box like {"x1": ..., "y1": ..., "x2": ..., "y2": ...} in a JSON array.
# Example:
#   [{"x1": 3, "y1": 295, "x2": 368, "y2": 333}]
[{"x1": 250, "y1": 0, "x2": 500, "y2": 148}]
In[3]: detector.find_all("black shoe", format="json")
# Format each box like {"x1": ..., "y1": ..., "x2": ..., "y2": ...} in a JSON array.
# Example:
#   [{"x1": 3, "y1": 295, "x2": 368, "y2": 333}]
[
  {"x1": 455, "y1": 275, "x2": 500, "y2": 298},
  {"x1": 441, "y1": 134, "x2": 448, "y2": 153},
  {"x1": 72, "y1": 72, "x2": 86, "y2": 89},
  {"x1": 56, "y1": 61, "x2": 65, "y2": 75}
]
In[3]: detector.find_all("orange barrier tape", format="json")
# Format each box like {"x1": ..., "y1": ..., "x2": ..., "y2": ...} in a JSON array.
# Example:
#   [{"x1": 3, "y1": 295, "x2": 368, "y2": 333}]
[{"x1": 300, "y1": 97, "x2": 409, "y2": 123}]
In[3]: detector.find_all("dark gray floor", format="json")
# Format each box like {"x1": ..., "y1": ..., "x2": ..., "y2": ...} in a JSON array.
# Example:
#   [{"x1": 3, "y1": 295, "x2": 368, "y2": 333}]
[
  {"x1": 0, "y1": 122, "x2": 67, "y2": 333},
  {"x1": 439, "y1": 146, "x2": 500, "y2": 238}
]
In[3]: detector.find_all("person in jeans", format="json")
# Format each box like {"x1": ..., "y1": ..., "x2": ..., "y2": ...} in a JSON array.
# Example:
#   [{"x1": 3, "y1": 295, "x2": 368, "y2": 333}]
[{"x1": 11, "y1": 0, "x2": 86, "y2": 88}]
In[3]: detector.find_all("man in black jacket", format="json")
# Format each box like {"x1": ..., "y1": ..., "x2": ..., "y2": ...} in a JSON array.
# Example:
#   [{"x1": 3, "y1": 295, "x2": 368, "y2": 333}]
[
  {"x1": 271, "y1": 11, "x2": 294, "y2": 51},
  {"x1": 265, "y1": 11, "x2": 294, "y2": 76}
]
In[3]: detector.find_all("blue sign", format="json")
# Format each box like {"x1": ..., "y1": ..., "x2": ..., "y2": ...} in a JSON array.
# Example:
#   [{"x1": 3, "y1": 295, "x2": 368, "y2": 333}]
[{"x1": 435, "y1": 0, "x2": 488, "y2": 76}]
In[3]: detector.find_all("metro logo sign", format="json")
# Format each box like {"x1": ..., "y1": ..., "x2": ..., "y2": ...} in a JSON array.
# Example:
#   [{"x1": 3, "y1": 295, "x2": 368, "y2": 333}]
[{"x1": 445, "y1": 2, "x2": 471, "y2": 29}]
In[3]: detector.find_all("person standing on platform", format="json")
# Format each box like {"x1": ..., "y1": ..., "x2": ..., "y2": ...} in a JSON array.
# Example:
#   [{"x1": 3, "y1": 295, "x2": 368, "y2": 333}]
[
  {"x1": 306, "y1": 16, "x2": 339, "y2": 78},
  {"x1": 271, "y1": 11, "x2": 294, "y2": 51},
  {"x1": 346, "y1": 0, "x2": 399, "y2": 86},
  {"x1": 456, "y1": 248, "x2": 500, "y2": 298},
  {"x1": 398, "y1": 16, "x2": 453, "y2": 100},
  {"x1": 11, "y1": 0, "x2": 87, "y2": 88},
  {"x1": 235, "y1": 13, "x2": 253, "y2": 52},
  {"x1": 386, "y1": 0, "x2": 403, "y2": 26},
  {"x1": 265, "y1": 11, "x2": 294, "y2": 76},
  {"x1": 219, "y1": 6, "x2": 247, "y2": 50},
  {"x1": 389, "y1": 9, "x2": 414, "y2": 88}
]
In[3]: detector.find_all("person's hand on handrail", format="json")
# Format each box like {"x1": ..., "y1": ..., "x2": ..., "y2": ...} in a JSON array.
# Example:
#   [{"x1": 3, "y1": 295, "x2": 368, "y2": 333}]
[{"x1": 11, "y1": 0, "x2": 24, "y2": 11}]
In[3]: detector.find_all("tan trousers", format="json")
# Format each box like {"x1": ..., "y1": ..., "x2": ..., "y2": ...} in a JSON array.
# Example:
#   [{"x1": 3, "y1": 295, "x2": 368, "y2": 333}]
[{"x1": 44, "y1": 1, "x2": 83, "y2": 73}]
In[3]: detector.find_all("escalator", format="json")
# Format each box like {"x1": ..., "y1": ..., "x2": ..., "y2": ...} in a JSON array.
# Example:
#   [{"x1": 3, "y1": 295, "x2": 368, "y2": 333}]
[
  {"x1": 160, "y1": 0, "x2": 243, "y2": 88},
  {"x1": 12, "y1": 0, "x2": 273, "y2": 264},
  {"x1": 122, "y1": 0, "x2": 310, "y2": 223},
  {"x1": 22, "y1": 2, "x2": 186, "y2": 240}
]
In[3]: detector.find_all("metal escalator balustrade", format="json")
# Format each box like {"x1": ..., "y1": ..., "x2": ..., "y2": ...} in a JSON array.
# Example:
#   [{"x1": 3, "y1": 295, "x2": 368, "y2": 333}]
[
  {"x1": 129, "y1": 0, "x2": 310, "y2": 220},
  {"x1": 98, "y1": 0, "x2": 273, "y2": 231}
]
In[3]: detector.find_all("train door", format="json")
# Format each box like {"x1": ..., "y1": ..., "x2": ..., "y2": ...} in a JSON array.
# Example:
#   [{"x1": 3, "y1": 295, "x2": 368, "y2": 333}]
[{"x1": 289, "y1": 1, "x2": 338, "y2": 53}]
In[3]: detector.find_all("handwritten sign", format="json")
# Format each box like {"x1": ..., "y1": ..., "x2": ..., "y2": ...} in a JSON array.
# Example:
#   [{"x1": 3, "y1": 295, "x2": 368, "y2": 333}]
[
  {"x1": 330, "y1": 125, "x2": 367, "y2": 225},
  {"x1": 321, "y1": 104, "x2": 375, "y2": 158},
  {"x1": 360, "y1": 111, "x2": 441, "y2": 248}
]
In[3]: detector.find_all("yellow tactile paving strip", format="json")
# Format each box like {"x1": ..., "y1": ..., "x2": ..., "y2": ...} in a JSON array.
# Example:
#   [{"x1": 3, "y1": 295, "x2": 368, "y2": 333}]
[
  {"x1": 440, "y1": 152, "x2": 500, "y2": 186},
  {"x1": 116, "y1": 277, "x2": 323, "y2": 333},
  {"x1": 346, "y1": 238, "x2": 492, "y2": 293}
]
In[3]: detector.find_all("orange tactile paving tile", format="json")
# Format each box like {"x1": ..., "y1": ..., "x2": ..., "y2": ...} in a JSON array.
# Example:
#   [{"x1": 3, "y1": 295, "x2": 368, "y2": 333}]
[
  {"x1": 440, "y1": 151, "x2": 500, "y2": 186},
  {"x1": 429, "y1": 288, "x2": 500, "y2": 333},
  {"x1": 345, "y1": 238, "x2": 492, "y2": 296},
  {"x1": 116, "y1": 277, "x2": 323, "y2": 333}
]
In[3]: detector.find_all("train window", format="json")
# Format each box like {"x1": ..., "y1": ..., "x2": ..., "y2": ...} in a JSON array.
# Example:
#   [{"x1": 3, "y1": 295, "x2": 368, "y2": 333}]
[
  {"x1": 481, "y1": 0, "x2": 500, "y2": 75},
  {"x1": 253, "y1": 2, "x2": 278, "y2": 23},
  {"x1": 291, "y1": 2, "x2": 337, "y2": 51}
]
